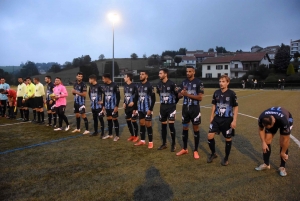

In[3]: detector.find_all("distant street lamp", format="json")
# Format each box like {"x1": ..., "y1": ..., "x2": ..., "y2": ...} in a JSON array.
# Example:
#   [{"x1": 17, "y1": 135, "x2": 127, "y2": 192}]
[{"x1": 108, "y1": 13, "x2": 119, "y2": 82}]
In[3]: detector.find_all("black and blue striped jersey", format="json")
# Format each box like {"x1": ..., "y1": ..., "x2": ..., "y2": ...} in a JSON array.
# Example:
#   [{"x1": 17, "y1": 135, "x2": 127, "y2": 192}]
[
  {"x1": 103, "y1": 82, "x2": 120, "y2": 109},
  {"x1": 212, "y1": 89, "x2": 238, "y2": 117},
  {"x1": 178, "y1": 78, "x2": 204, "y2": 106},
  {"x1": 123, "y1": 82, "x2": 138, "y2": 109},
  {"x1": 88, "y1": 83, "x2": 103, "y2": 110},
  {"x1": 137, "y1": 81, "x2": 156, "y2": 112},
  {"x1": 258, "y1": 107, "x2": 293, "y2": 129},
  {"x1": 73, "y1": 81, "x2": 87, "y2": 105},
  {"x1": 156, "y1": 79, "x2": 178, "y2": 105},
  {"x1": 46, "y1": 82, "x2": 55, "y2": 101}
]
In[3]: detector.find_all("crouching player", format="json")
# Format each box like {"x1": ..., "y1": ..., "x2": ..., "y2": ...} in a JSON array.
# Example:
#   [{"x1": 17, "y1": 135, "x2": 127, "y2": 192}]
[
  {"x1": 255, "y1": 107, "x2": 293, "y2": 177},
  {"x1": 0, "y1": 88, "x2": 17, "y2": 119}
]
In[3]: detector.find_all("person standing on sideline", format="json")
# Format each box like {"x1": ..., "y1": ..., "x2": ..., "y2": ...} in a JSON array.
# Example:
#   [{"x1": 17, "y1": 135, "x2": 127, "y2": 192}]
[
  {"x1": 156, "y1": 68, "x2": 179, "y2": 152},
  {"x1": 88, "y1": 74, "x2": 105, "y2": 137},
  {"x1": 241, "y1": 80, "x2": 245, "y2": 89},
  {"x1": 101, "y1": 74, "x2": 121, "y2": 141},
  {"x1": 254, "y1": 79, "x2": 257, "y2": 90},
  {"x1": 71, "y1": 72, "x2": 89, "y2": 135},
  {"x1": 53, "y1": 77, "x2": 70, "y2": 131},
  {"x1": 134, "y1": 71, "x2": 156, "y2": 148},
  {"x1": 0, "y1": 88, "x2": 17, "y2": 119},
  {"x1": 176, "y1": 66, "x2": 204, "y2": 159},
  {"x1": 45, "y1": 76, "x2": 57, "y2": 127},
  {"x1": 22, "y1": 77, "x2": 35, "y2": 122},
  {"x1": 0, "y1": 78, "x2": 10, "y2": 117},
  {"x1": 207, "y1": 75, "x2": 238, "y2": 166},
  {"x1": 123, "y1": 73, "x2": 139, "y2": 143},
  {"x1": 16, "y1": 77, "x2": 27, "y2": 120},
  {"x1": 33, "y1": 77, "x2": 45, "y2": 124},
  {"x1": 255, "y1": 107, "x2": 293, "y2": 177},
  {"x1": 281, "y1": 79, "x2": 285, "y2": 90}
]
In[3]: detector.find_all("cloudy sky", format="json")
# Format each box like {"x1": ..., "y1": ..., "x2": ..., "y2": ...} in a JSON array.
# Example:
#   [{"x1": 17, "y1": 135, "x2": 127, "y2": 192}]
[{"x1": 0, "y1": 0, "x2": 299, "y2": 66}]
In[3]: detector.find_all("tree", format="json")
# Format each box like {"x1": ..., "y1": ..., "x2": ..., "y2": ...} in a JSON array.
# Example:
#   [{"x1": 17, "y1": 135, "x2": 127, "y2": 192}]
[
  {"x1": 143, "y1": 54, "x2": 147, "y2": 59},
  {"x1": 174, "y1": 56, "x2": 182, "y2": 66},
  {"x1": 72, "y1": 57, "x2": 82, "y2": 67},
  {"x1": 79, "y1": 62, "x2": 99, "y2": 82},
  {"x1": 83, "y1": 55, "x2": 91, "y2": 65},
  {"x1": 236, "y1": 49, "x2": 243, "y2": 53},
  {"x1": 19, "y1": 61, "x2": 39, "y2": 77},
  {"x1": 274, "y1": 43, "x2": 291, "y2": 72},
  {"x1": 99, "y1": 54, "x2": 105, "y2": 60},
  {"x1": 104, "y1": 61, "x2": 120, "y2": 76},
  {"x1": 48, "y1": 64, "x2": 61, "y2": 73},
  {"x1": 148, "y1": 54, "x2": 161, "y2": 66},
  {"x1": 131, "y1": 53, "x2": 138, "y2": 59},
  {"x1": 208, "y1": 48, "x2": 214, "y2": 52},
  {"x1": 286, "y1": 63, "x2": 295, "y2": 75},
  {"x1": 63, "y1": 61, "x2": 73, "y2": 69},
  {"x1": 178, "y1": 48, "x2": 187, "y2": 55},
  {"x1": 215, "y1": 46, "x2": 228, "y2": 53}
]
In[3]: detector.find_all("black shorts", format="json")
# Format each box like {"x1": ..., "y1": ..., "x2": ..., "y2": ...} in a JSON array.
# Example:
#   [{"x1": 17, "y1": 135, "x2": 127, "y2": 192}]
[
  {"x1": 139, "y1": 111, "x2": 152, "y2": 121},
  {"x1": 34, "y1": 97, "x2": 44, "y2": 108},
  {"x1": 265, "y1": 118, "x2": 293, "y2": 135},
  {"x1": 92, "y1": 108, "x2": 105, "y2": 117},
  {"x1": 182, "y1": 105, "x2": 201, "y2": 125},
  {"x1": 74, "y1": 103, "x2": 86, "y2": 114},
  {"x1": 209, "y1": 116, "x2": 234, "y2": 138},
  {"x1": 24, "y1": 98, "x2": 35, "y2": 108},
  {"x1": 46, "y1": 100, "x2": 55, "y2": 111},
  {"x1": 106, "y1": 109, "x2": 118, "y2": 118},
  {"x1": 125, "y1": 107, "x2": 138, "y2": 120},
  {"x1": 17, "y1": 97, "x2": 24, "y2": 108},
  {"x1": 159, "y1": 104, "x2": 176, "y2": 122}
]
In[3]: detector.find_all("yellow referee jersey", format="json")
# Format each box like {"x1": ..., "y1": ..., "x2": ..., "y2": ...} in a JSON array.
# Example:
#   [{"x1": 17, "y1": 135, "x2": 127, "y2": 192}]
[
  {"x1": 26, "y1": 83, "x2": 36, "y2": 98},
  {"x1": 17, "y1": 83, "x2": 27, "y2": 97},
  {"x1": 35, "y1": 82, "x2": 45, "y2": 97}
]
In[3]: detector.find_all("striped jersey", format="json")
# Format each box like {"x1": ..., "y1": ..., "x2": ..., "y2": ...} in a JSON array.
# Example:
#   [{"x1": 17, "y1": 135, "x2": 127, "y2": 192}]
[
  {"x1": 136, "y1": 81, "x2": 156, "y2": 112},
  {"x1": 123, "y1": 82, "x2": 138, "y2": 109},
  {"x1": 178, "y1": 78, "x2": 204, "y2": 106},
  {"x1": 73, "y1": 81, "x2": 87, "y2": 105},
  {"x1": 156, "y1": 79, "x2": 178, "y2": 105},
  {"x1": 88, "y1": 83, "x2": 103, "y2": 110},
  {"x1": 46, "y1": 82, "x2": 55, "y2": 101},
  {"x1": 103, "y1": 82, "x2": 120, "y2": 109}
]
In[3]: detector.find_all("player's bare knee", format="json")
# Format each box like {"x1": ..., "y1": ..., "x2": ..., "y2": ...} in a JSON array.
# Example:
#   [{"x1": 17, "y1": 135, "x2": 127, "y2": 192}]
[{"x1": 208, "y1": 133, "x2": 215, "y2": 139}]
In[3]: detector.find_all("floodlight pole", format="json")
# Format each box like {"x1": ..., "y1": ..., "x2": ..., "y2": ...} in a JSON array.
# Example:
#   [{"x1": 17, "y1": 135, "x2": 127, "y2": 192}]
[{"x1": 112, "y1": 22, "x2": 115, "y2": 82}]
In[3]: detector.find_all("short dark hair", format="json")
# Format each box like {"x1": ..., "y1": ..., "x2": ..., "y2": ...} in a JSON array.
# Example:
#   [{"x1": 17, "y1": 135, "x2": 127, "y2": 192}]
[
  {"x1": 77, "y1": 72, "x2": 83, "y2": 76},
  {"x1": 140, "y1": 71, "x2": 148, "y2": 75},
  {"x1": 55, "y1": 77, "x2": 61, "y2": 81},
  {"x1": 18, "y1": 77, "x2": 23, "y2": 80},
  {"x1": 45, "y1": 75, "x2": 51, "y2": 80},
  {"x1": 262, "y1": 116, "x2": 272, "y2": 126},
  {"x1": 126, "y1": 73, "x2": 133, "y2": 81},
  {"x1": 26, "y1": 77, "x2": 31, "y2": 81},
  {"x1": 89, "y1": 74, "x2": 97, "y2": 80},
  {"x1": 160, "y1": 68, "x2": 169, "y2": 75},
  {"x1": 186, "y1": 66, "x2": 195, "y2": 69},
  {"x1": 0, "y1": 77, "x2": 4, "y2": 80},
  {"x1": 34, "y1": 77, "x2": 40, "y2": 81},
  {"x1": 102, "y1": 73, "x2": 111, "y2": 79}
]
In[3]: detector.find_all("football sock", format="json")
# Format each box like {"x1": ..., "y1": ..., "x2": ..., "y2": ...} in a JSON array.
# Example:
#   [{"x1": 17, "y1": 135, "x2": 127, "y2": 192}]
[
  {"x1": 37, "y1": 111, "x2": 41, "y2": 122},
  {"x1": 99, "y1": 117, "x2": 104, "y2": 134},
  {"x1": 127, "y1": 120, "x2": 134, "y2": 136},
  {"x1": 208, "y1": 138, "x2": 216, "y2": 155},
  {"x1": 169, "y1": 123, "x2": 176, "y2": 146},
  {"x1": 263, "y1": 144, "x2": 271, "y2": 166},
  {"x1": 48, "y1": 113, "x2": 52, "y2": 124},
  {"x1": 113, "y1": 119, "x2": 119, "y2": 137},
  {"x1": 161, "y1": 124, "x2": 167, "y2": 145},
  {"x1": 182, "y1": 129, "x2": 188, "y2": 149},
  {"x1": 140, "y1": 125, "x2": 146, "y2": 140},
  {"x1": 108, "y1": 119, "x2": 113, "y2": 135},
  {"x1": 225, "y1": 140, "x2": 232, "y2": 161},
  {"x1": 280, "y1": 147, "x2": 288, "y2": 168},
  {"x1": 132, "y1": 121, "x2": 138, "y2": 137},
  {"x1": 194, "y1": 131, "x2": 200, "y2": 151},
  {"x1": 41, "y1": 111, "x2": 44, "y2": 122},
  {"x1": 93, "y1": 113, "x2": 98, "y2": 132},
  {"x1": 33, "y1": 110, "x2": 36, "y2": 120},
  {"x1": 83, "y1": 117, "x2": 88, "y2": 130},
  {"x1": 76, "y1": 117, "x2": 80, "y2": 129},
  {"x1": 147, "y1": 126, "x2": 153, "y2": 142},
  {"x1": 20, "y1": 109, "x2": 24, "y2": 118}
]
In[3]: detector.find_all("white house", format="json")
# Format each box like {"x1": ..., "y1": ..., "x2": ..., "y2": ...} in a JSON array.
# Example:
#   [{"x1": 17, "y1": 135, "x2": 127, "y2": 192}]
[
  {"x1": 290, "y1": 39, "x2": 300, "y2": 57},
  {"x1": 202, "y1": 52, "x2": 271, "y2": 78},
  {"x1": 178, "y1": 56, "x2": 196, "y2": 68}
]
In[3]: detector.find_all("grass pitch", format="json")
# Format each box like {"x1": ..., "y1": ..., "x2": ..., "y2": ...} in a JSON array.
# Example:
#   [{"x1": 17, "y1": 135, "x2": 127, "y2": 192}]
[{"x1": 0, "y1": 87, "x2": 300, "y2": 201}]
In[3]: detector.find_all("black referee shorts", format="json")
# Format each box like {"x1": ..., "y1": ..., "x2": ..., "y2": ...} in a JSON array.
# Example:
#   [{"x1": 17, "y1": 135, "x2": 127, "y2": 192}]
[
  {"x1": 17, "y1": 97, "x2": 24, "y2": 108},
  {"x1": 34, "y1": 97, "x2": 44, "y2": 108}
]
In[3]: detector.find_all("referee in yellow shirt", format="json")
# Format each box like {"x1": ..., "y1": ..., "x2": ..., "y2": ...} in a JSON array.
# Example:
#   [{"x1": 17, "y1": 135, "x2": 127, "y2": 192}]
[
  {"x1": 22, "y1": 77, "x2": 35, "y2": 122},
  {"x1": 16, "y1": 77, "x2": 27, "y2": 120},
  {"x1": 33, "y1": 77, "x2": 45, "y2": 124}
]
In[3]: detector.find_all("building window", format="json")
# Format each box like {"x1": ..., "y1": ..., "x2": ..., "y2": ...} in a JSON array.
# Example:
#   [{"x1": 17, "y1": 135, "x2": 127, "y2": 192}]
[
  {"x1": 216, "y1": 65, "x2": 223, "y2": 70},
  {"x1": 235, "y1": 64, "x2": 238, "y2": 68},
  {"x1": 218, "y1": 73, "x2": 221, "y2": 78},
  {"x1": 187, "y1": 60, "x2": 189, "y2": 63},
  {"x1": 235, "y1": 72, "x2": 238, "y2": 77},
  {"x1": 207, "y1": 66, "x2": 211, "y2": 70},
  {"x1": 225, "y1": 65, "x2": 228, "y2": 69},
  {"x1": 206, "y1": 73, "x2": 212, "y2": 78}
]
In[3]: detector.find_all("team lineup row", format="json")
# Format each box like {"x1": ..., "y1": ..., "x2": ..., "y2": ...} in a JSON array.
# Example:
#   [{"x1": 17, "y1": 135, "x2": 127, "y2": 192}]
[{"x1": 0, "y1": 68, "x2": 293, "y2": 177}]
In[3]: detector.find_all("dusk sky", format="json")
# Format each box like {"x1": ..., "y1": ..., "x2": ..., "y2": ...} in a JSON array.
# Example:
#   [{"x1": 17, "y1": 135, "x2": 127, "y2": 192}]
[{"x1": 0, "y1": 0, "x2": 299, "y2": 66}]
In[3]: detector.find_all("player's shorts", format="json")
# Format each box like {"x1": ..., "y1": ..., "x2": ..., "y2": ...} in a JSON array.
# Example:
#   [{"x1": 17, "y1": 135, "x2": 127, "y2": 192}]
[
  {"x1": 125, "y1": 107, "x2": 138, "y2": 120},
  {"x1": 0, "y1": 100, "x2": 7, "y2": 106},
  {"x1": 34, "y1": 97, "x2": 44, "y2": 108},
  {"x1": 46, "y1": 100, "x2": 55, "y2": 111},
  {"x1": 24, "y1": 98, "x2": 35, "y2": 108},
  {"x1": 138, "y1": 111, "x2": 152, "y2": 121},
  {"x1": 106, "y1": 109, "x2": 118, "y2": 118},
  {"x1": 159, "y1": 104, "x2": 176, "y2": 122},
  {"x1": 182, "y1": 105, "x2": 201, "y2": 125},
  {"x1": 92, "y1": 108, "x2": 105, "y2": 117},
  {"x1": 74, "y1": 103, "x2": 85, "y2": 114},
  {"x1": 265, "y1": 116, "x2": 293, "y2": 136},
  {"x1": 209, "y1": 116, "x2": 234, "y2": 138},
  {"x1": 17, "y1": 97, "x2": 24, "y2": 107}
]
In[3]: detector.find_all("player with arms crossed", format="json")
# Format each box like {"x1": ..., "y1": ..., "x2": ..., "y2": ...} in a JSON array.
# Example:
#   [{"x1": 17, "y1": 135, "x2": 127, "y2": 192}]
[
  {"x1": 134, "y1": 71, "x2": 156, "y2": 148},
  {"x1": 101, "y1": 74, "x2": 121, "y2": 141},
  {"x1": 72, "y1": 72, "x2": 89, "y2": 135},
  {"x1": 156, "y1": 68, "x2": 179, "y2": 152},
  {"x1": 123, "y1": 73, "x2": 139, "y2": 142},
  {"x1": 88, "y1": 74, "x2": 105, "y2": 137},
  {"x1": 255, "y1": 107, "x2": 293, "y2": 177},
  {"x1": 176, "y1": 66, "x2": 204, "y2": 159},
  {"x1": 207, "y1": 75, "x2": 238, "y2": 166},
  {"x1": 45, "y1": 75, "x2": 57, "y2": 127}
]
